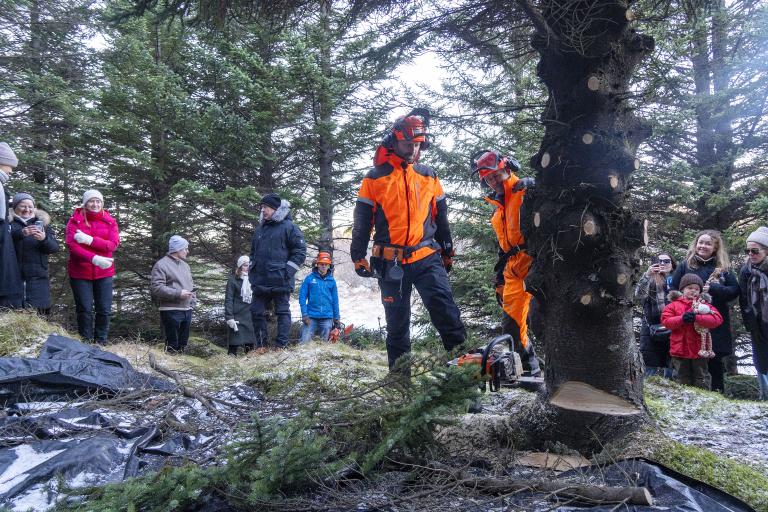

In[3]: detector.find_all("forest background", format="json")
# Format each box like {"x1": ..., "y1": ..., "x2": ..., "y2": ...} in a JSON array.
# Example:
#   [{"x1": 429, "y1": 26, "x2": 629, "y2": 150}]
[{"x1": 1, "y1": 0, "x2": 766, "y2": 369}]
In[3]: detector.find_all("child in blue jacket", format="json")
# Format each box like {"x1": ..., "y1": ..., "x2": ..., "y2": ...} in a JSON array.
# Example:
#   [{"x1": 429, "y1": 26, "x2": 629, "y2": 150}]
[{"x1": 299, "y1": 252, "x2": 340, "y2": 343}]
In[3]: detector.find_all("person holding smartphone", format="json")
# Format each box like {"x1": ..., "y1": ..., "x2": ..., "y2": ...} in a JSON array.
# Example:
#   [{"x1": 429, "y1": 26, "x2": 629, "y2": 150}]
[
  {"x1": 635, "y1": 252, "x2": 676, "y2": 377},
  {"x1": 10, "y1": 192, "x2": 59, "y2": 315}
]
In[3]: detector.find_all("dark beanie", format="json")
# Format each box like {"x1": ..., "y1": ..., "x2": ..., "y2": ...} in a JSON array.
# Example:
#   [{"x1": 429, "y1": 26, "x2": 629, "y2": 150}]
[
  {"x1": 260, "y1": 193, "x2": 281, "y2": 210},
  {"x1": 679, "y1": 273, "x2": 704, "y2": 291}
]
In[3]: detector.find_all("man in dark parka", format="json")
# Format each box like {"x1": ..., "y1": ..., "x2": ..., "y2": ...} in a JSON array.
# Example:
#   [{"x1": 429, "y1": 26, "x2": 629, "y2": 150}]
[{"x1": 249, "y1": 193, "x2": 306, "y2": 348}]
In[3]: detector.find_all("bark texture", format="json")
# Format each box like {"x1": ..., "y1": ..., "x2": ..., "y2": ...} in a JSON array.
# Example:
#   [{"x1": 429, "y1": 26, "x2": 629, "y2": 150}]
[{"x1": 520, "y1": 0, "x2": 654, "y2": 451}]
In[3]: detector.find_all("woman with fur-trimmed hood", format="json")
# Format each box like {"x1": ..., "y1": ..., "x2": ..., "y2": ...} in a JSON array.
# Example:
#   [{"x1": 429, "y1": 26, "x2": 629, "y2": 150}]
[{"x1": 9, "y1": 192, "x2": 59, "y2": 314}]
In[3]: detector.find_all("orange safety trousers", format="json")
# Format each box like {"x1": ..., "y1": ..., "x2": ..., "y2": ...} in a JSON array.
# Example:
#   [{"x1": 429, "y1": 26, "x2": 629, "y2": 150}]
[{"x1": 501, "y1": 251, "x2": 533, "y2": 348}]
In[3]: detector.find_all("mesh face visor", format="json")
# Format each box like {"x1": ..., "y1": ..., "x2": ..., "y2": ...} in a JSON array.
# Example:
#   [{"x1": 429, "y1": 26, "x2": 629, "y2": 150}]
[
  {"x1": 474, "y1": 151, "x2": 506, "y2": 179},
  {"x1": 394, "y1": 116, "x2": 428, "y2": 142}
]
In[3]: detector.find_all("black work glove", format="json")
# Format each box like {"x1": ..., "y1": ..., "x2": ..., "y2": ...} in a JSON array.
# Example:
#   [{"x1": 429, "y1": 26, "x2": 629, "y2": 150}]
[
  {"x1": 441, "y1": 250, "x2": 454, "y2": 274},
  {"x1": 512, "y1": 177, "x2": 535, "y2": 192},
  {"x1": 354, "y1": 259, "x2": 373, "y2": 278},
  {"x1": 682, "y1": 311, "x2": 696, "y2": 323},
  {"x1": 333, "y1": 319, "x2": 341, "y2": 329}
]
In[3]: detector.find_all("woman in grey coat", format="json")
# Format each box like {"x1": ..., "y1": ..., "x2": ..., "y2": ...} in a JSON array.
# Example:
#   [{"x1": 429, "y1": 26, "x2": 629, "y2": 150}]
[{"x1": 225, "y1": 256, "x2": 257, "y2": 355}]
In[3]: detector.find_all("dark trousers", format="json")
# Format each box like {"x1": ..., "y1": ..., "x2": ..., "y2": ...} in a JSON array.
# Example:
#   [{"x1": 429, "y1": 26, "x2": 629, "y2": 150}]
[
  {"x1": 251, "y1": 292, "x2": 291, "y2": 347},
  {"x1": 502, "y1": 311, "x2": 541, "y2": 375},
  {"x1": 672, "y1": 357, "x2": 710, "y2": 390},
  {"x1": 708, "y1": 356, "x2": 725, "y2": 392},
  {"x1": 70, "y1": 277, "x2": 113, "y2": 344},
  {"x1": 160, "y1": 309, "x2": 192, "y2": 352},
  {"x1": 378, "y1": 252, "x2": 466, "y2": 369}
]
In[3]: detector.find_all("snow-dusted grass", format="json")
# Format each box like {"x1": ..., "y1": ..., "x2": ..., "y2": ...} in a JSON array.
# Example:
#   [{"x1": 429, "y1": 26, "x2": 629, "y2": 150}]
[
  {"x1": 645, "y1": 377, "x2": 768, "y2": 472},
  {"x1": 0, "y1": 310, "x2": 74, "y2": 357}
]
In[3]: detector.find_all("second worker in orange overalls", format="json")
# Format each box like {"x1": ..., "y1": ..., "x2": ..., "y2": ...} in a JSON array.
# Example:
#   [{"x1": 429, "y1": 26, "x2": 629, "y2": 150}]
[{"x1": 472, "y1": 149, "x2": 541, "y2": 377}]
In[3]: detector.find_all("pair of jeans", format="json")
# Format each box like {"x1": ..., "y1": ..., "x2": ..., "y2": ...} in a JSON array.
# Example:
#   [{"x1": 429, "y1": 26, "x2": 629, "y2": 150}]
[
  {"x1": 160, "y1": 309, "x2": 192, "y2": 352},
  {"x1": 300, "y1": 318, "x2": 333, "y2": 344},
  {"x1": 70, "y1": 277, "x2": 113, "y2": 344},
  {"x1": 251, "y1": 292, "x2": 291, "y2": 347}
]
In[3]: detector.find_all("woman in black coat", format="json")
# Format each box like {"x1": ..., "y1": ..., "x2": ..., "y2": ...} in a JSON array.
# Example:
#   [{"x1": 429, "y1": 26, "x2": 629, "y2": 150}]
[
  {"x1": 635, "y1": 252, "x2": 676, "y2": 377},
  {"x1": 739, "y1": 226, "x2": 768, "y2": 400},
  {"x1": 10, "y1": 193, "x2": 59, "y2": 315},
  {"x1": 670, "y1": 229, "x2": 739, "y2": 392}
]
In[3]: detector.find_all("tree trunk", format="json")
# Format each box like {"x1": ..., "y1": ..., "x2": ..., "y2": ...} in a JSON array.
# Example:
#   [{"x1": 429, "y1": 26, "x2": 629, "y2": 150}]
[
  {"x1": 520, "y1": 0, "x2": 654, "y2": 451},
  {"x1": 690, "y1": 0, "x2": 736, "y2": 231},
  {"x1": 316, "y1": 0, "x2": 335, "y2": 254}
]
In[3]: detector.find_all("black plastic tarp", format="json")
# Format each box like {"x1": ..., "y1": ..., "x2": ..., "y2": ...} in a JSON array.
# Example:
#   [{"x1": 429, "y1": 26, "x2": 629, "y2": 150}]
[
  {"x1": 0, "y1": 335, "x2": 176, "y2": 405},
  {"x1": 504, "y1": 458, "x2": 755, "y2": 512}
]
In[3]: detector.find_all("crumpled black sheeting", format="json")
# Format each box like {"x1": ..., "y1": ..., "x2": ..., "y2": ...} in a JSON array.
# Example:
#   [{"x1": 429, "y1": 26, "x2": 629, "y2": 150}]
[
  {"x1": 513, "y1": 458, "x2": 755, "y2": 512},
  {"x1": 0, "y1": 335, "x2": 176, "y2": 405}
]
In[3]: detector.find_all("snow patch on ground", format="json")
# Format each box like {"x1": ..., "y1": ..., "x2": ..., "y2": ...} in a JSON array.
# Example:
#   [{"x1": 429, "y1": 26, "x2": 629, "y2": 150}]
[
  {"x1": 646, "y1": 379, "x2": 768, "y2": 471},
  {"x1": 0, "y1": 445, "x2": 67, "y2": 495}
]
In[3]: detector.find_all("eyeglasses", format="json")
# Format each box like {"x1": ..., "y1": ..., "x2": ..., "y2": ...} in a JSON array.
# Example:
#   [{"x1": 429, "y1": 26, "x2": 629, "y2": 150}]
[
  {"x1": 658, "y1": 258, "x2": 672, "y2": 264},
  {"x1": 745, "y1": 248, "x2": 763, "y2": 255}
]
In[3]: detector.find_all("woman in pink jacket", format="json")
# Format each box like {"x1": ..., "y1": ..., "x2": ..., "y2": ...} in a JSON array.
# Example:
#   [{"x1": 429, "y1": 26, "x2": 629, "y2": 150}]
[{"x1": 65, "y1": 189, "x2": 120, "y2": 344}]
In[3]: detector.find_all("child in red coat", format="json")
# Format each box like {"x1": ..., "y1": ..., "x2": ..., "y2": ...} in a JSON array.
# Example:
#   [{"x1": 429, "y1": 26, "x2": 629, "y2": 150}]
[{"x1": 661, "y1": 273, "x2": 723, "y2": 389}]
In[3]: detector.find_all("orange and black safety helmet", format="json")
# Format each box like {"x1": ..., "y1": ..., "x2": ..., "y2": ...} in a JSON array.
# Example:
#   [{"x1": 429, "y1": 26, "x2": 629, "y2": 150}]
[
  {"x1": 470, "y1": 149, "x2": 521, "y2": 180},
  {"x1": 316, "y1": 252, "x2": 332, "y2": 265},
  {"x1": 381, "y1": 108, "x2": 432, "y2": 151}
]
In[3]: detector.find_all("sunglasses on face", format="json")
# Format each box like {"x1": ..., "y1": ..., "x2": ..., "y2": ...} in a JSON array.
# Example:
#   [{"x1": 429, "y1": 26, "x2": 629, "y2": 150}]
[
  {"x1": 745, "y1": 248, "x2": 763, "y2": 255},
  {"x1": 658, "y1": 258, "x2": 672, "y2": 264}
]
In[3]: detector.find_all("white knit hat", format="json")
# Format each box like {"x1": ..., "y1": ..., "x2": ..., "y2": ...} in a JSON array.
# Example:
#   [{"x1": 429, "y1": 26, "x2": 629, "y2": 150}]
[
  {"x1": 82, "y1": 189, "x2": 104, "y2": 207},
  {"x1": 747, "y1": 226, "x2": 768, "y2": 248},
  {"x1": 236, "y1": 255, "x2": 250, "y2": 268},
  {"x1": 0, "y1": 142, "x2": 18, "y2": 168}
]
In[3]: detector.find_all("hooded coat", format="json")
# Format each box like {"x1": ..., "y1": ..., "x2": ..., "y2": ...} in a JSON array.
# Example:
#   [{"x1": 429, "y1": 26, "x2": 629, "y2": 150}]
[
  {"x1": 670, "y1": 259, "x2": 739, "y2": 356},
  {"x1": 661, "y1": 291, "x2": 724, "y2": 359},
  {"x1": 65, "y1": 207, "x2": 120, "y2": 280},
  {"x1": 299, "y1": 268, "x2": 340, "y2": 320},
  {"x1": 10, "y1": 210, "x2": 59, "y2": 308},
  {"x1": 248, "y1": 200, "x2": 306, "y2": 295}
]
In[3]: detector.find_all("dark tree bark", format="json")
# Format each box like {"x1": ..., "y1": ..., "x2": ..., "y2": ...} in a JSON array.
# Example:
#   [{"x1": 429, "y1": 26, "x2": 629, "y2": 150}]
[
  {"x1": 519, "y1": 0, "x2": 654, "y2": 451},
  {"x1": 316, "y1": 0, "x2": 335, "y2": 254}
]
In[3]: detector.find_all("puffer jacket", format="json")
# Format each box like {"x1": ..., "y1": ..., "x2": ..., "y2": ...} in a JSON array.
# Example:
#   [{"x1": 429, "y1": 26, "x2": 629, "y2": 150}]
[
  {"x1": 299, "y1": 268, "x2": 340, "y2": 319},
  {"x1": 670, "y1": 259, "x2": 739, "y2": 356},
  {"x1": 65, "y1": 207, "x2": 120, "y2": 280},
  {"x1": 10, "y1": 210, "x2": 59, "y2": 308},
  {"x1": 661, "y1": 292, "x2": 723, "y2": 359},
  {"x1": 248, "y1": 200, "x2": 306, "y2": 294}
]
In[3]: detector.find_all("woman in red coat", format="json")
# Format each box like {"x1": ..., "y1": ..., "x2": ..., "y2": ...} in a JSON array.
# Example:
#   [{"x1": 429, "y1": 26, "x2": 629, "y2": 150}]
[
  {"x1": 65, "y1": 189, "x2": 120, "y2": 344},
  {"x1": 661, "y1": 273, "x2": 723, "y2": 389}
]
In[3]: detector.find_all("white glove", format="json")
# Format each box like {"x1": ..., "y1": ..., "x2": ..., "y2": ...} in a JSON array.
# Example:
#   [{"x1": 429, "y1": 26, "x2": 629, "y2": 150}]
[
  {"x1": 695, "y1": 304, "x2": 711, "y2": 315},
  {"x1": 74, "y1": 230, "x2": 94, "y2": 245},
  {"x1": 91, "y1": 255, "x2": 114, "y2": 269},
  {"x1": 227, "y1": 319, "x2": 238, "y2": 332}
]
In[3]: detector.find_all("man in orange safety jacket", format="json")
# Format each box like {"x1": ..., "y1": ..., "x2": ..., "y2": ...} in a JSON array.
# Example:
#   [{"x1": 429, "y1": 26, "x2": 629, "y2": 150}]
[
  {"x1": 472, "y1": 149, "x2": 541, "y2": 377},
  {"x1": 351, "y1": 109, "x2": 466, "y2": 369}
]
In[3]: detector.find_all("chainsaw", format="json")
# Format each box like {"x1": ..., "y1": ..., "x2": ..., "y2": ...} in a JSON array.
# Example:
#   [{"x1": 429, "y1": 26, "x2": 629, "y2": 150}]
[
  {"x1": 448, "y1": 334, "x2": 542, "y2": 391},
  {"x1": 328, "y1": 322, "x2": 354, "y2": 343}
]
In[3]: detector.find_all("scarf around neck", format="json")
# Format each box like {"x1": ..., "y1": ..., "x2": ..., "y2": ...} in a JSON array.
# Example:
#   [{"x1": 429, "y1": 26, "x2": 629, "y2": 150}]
[
  {"x1": 748, "y1": 260, "x2": 768, "y2": 321},
  {"x1": 239, "y1": 273, "x2": 252, "y2": 304}
]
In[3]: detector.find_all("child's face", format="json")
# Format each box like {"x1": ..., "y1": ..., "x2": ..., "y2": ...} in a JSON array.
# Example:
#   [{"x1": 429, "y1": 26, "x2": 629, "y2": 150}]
[{"x1": 683, "y1": 284, "x2": 701, "y2": 300}]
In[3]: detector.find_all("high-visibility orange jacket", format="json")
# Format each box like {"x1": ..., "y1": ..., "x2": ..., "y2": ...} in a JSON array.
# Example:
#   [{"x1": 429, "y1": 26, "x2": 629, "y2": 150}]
[
  {"x1": 351, "y1": 150, "x2": 453, "y2": 264},
  {"x1": 484, "y1": 175, "x2": 525, "y2": 255},
  {"x1": 485, "y1": 175, "x2": 534, "y2": 347}
]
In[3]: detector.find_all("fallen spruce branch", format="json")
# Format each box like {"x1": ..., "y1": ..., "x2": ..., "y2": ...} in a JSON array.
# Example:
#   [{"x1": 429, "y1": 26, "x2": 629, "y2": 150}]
[
  {"x1": 430, "y1": 463, "x2": 653, "y2": 506},
  {"x1": 148, "y1": 352, "x2": 230, "y2": 423}
]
